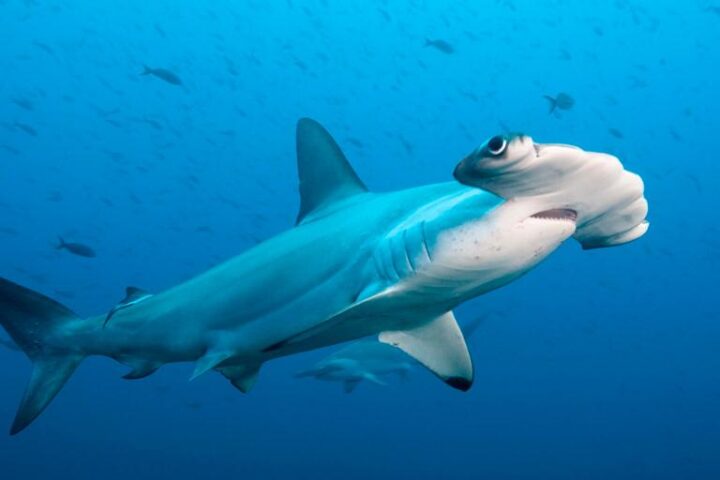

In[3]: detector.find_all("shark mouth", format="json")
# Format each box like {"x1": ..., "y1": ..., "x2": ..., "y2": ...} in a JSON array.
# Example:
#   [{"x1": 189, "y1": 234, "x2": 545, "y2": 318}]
[{"x1": 530, "y1": 208, "x2": 578, "y2": 222}]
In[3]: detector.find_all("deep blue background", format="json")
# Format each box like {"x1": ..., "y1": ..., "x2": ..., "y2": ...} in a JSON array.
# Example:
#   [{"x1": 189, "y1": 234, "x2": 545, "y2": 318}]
[{"x1": 1, "y1": 1, "x2": 718, "y2": 478}]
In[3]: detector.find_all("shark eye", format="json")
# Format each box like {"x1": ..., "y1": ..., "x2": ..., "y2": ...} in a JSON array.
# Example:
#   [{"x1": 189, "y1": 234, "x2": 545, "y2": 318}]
[{"x1": 486, "y1": 135, "x2": 507, "y2": 156}]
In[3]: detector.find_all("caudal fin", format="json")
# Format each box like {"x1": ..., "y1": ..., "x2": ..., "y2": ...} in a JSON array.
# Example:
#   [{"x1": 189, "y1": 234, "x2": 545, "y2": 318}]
[
  {"x1": 0, "y1": 277, "x2": 84, "y2": 435},
  {"x1": 543, "y1": 95, "x2": 557, "y2": 113},
  {"x1": 141, "y1": 65, "x2": 152, "y2": 75}
]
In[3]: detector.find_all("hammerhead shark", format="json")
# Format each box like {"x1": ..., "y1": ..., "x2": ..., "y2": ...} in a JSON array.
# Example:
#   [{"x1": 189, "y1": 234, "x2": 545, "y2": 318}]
[{"x1": 0, "y1": 119, "x2": 648, "y2": 435}]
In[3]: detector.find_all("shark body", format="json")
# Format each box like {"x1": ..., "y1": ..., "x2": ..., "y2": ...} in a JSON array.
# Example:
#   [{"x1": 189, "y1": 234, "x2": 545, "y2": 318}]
[{"x1": 0, "y1": 120, "x2": 648, "y2": 435}]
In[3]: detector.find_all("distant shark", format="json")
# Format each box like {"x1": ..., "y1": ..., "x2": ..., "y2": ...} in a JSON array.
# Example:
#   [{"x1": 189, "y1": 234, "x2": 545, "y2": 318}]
[
  {"x1": 0, "y1": 119, "x2": 648, "y2": 435},
  {"x1": 296, "y1": 316, "x2": 487, "y2": 393},
  {"x1": 296, "y1": 340, "x2": 411, "y2": 393}
]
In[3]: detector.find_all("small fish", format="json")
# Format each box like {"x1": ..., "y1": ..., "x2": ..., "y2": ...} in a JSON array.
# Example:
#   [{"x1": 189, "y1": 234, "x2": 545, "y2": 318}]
[
  {"x1": 154, "y1": 23, "x2": 167, "y2": 38},
  {"x1": 46, "y1": 191, "x2": 63, "y2": 202},
  {"x1": 56, "y1": 236, "x2": 96, "y2": 258},
  {"x1": 459, "y1": 90, "x2": 479, "y2": 102},
  {"x1": 399, "y1": 136, "x2": 414, "y2": 155},
  {"x1": 346, "y1": 137, "x2": 364, "y2": 149},
  {"x1": 11, "y1": 97, "x2": 34, "y2": 111},
  {"x1": 686, "y1": 174, "x2": 703, "y2": 194},
  {"x1": 424, "y1": 38, "x2": 455, "y2": 54},
  {"x1": 543, "y1": 92, "x2": 575, "y2": 113},
  {"x1": 32, "y1": 41, "x2": 55, "y2": 55},
  {"x1": 141, "y1": 117, "x2": 163, "y2": 130},
  {"x1": 0, "y1": 145, "x2": 20, "y2": 155},
  {"x1": 141, "y1": 65, "x2": 182, "y2": 86},
  {"x1": 666, "y1": 128, "x2": 681, "y2": 142},
  {"x1": 14, "y1": 122, "x2": 37, "y2": 136},
  {"x1": 608, "y1": 128, "x2": 624, "y2": 139}
]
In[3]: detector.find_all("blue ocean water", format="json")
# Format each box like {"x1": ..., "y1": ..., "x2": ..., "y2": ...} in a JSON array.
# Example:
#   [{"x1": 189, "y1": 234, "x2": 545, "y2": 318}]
[{"x1": 0, "y1": 0, "x2": 718, "y2": 478}]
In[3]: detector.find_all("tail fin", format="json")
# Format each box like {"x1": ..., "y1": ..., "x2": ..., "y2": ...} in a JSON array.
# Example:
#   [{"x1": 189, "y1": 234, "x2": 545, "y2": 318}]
[
  {"x1": 141, "y1": 65, "x2": 152, "y2": 75},
  {"x1": 0, "y1": 277, "x2": 84, "y2": 435},
  {"x1": 56, "y1": 236, "x2": 66, "y2": 250},
  {"x1": 543, "y1": 95, "x2": 557, "y2": 113}
]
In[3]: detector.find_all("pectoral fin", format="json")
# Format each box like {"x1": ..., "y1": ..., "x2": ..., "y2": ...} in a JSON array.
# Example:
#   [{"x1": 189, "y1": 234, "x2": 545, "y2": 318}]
[
  {"x1": 363, "y1": 373, "x2": 387, "y2": 387},
  {"x1": 379, "y1": 311, "x2": 473, "y2": 391}
]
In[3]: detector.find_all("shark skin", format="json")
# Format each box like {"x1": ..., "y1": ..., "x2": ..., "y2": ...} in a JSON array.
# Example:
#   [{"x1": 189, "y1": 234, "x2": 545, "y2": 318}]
[{"x1": 0, "y1": 119, "x2": 649, "y2": 435}]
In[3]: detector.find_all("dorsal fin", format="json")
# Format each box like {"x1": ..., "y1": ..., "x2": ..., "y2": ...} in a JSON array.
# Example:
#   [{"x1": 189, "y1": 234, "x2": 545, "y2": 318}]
[
  {"x1": 125, "y1": 286, "x2": 149, "y2": 299},
  {"x1": 103, "y1": 286, "x2": 153, "y2": 327},
  {"x1": 295, "y1": 118, "x2": 367, "y2": 224}
]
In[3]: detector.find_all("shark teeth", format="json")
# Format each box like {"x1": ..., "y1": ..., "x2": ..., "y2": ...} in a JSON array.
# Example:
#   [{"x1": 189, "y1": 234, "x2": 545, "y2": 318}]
[{"x1": 530, "y1": 208, "x2": 578, "y2": 222}]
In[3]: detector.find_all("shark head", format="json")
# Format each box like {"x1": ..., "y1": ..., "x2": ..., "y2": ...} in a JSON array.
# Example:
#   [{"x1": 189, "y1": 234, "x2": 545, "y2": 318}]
[
  {"x1": 453, "y1": 133, "x2": 649, "y2": 249},
  {"x1": 398, "y1": 133, "x2": 649, "y2": 303}
]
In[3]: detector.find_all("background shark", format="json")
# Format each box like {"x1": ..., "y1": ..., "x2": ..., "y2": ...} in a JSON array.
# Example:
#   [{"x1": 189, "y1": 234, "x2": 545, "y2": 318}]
[
  {"x1": 0, "y1": 118, "x2": 647, "y2": 435},
  {"x1": 296, "y1": 340, "x2": 412, "y2": 393}
]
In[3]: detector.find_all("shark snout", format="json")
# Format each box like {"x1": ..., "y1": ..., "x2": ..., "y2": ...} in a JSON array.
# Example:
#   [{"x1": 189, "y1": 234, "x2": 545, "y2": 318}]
[{"x1": 452, "y1": 158, "x2": 473, "y2": 184}]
